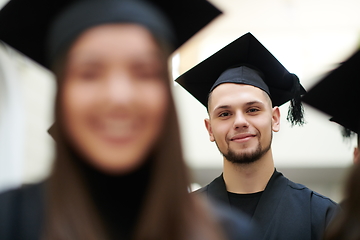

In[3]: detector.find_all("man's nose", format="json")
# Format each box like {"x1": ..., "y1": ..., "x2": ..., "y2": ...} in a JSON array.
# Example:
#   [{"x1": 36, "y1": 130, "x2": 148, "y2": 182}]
[{"x1": 233, "y1": 111, "x2": 249, "y2": 129}]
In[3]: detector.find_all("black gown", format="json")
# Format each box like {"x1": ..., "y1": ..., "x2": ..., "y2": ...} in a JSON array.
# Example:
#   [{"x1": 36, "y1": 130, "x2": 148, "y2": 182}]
[
  {"x1": 0, "y1": 154, "x2": 261, "y2": 240},
  {"x1": 0, "y1": 182, "x2": 262, "y2": 240},
  {"x1": 0, "y1": 154, "x2": 150, "y2": 240},
  {"x1": 195, "y1": 169, "x2": 339, "y2": 240},
  {"x1": 0, "y1": 183, "x2": 44, "y2": 240}
]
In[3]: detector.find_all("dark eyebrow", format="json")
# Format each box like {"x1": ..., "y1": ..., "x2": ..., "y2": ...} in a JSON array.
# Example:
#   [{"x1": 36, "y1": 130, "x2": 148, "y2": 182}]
[
  {"x1": 245, "y1": 101, "x2": 265, "y2": 107},
  {"x1": 212, "y1": 101, "x2": 266, "y2": 114},
  {"x1": 213, "y1": 105, "x2": 231, "y2": 112}
]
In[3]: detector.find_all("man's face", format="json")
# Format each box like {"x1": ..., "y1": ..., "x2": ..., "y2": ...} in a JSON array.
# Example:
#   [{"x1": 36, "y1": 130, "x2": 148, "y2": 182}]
[{"x1": 205, "y1": 83, "x2": 280, "y2": 164}]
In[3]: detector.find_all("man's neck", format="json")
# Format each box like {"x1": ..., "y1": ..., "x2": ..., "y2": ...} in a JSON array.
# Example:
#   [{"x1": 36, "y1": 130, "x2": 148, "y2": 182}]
[{"x1": 223, "y1": 149, "x2": 275, "y2": 194}]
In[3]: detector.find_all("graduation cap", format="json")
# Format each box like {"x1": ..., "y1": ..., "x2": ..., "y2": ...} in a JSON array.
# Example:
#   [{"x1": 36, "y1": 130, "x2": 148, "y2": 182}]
[
  {"x1": 302, "y1": 49, "x2": 360, "y2": 135},
  {"x1": 0, "y1": 0, "x2": 221, "y2": 69},
  {"x1": 175, "y1": 32, "x2": 306, "y2": 126},
  {"x1": 0, "y1": 0, "x2": 220, "y2": 139}
]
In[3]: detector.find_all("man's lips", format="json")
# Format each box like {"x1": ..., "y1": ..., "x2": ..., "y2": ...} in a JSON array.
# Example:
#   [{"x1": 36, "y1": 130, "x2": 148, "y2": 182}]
[{"x1": 230, "y1": 133, "x2": 256, "y2": 142}]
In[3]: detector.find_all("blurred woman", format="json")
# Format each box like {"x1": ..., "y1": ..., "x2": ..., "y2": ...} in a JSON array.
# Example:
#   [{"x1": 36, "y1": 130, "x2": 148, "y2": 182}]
[
  {"x1": 0, "y1": 0, "x2": 258, "y2": 240},
  {"x1": 0, "y1": 0, "x2": 256, "y2": 240},
  {"x1": 45, "y1": 21, "x2": 209, "y2": 240}
]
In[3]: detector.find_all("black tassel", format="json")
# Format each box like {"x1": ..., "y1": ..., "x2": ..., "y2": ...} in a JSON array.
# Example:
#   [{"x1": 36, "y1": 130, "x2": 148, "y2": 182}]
[
  {"x1": 339, "y1": 126, "x2": 357, "y2": 145},
  {"x1": 329, "y1": 118, "x2": 358, "y2": 141},
  {"x1": 287, "y1": 74, "x2": 305, "y2": 126},
  {"x1": 341, "y1": 127, "x2": 354, "y2": 138}
]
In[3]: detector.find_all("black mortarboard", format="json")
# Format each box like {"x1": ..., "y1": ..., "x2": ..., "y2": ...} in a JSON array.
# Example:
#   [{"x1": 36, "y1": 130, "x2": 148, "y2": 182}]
[
  {"x1": 0, "y1": 0, "x2": 221, "y2": 69},
  {"x1": 175, "y1": 32, "x2": 306, "y2": 126},
  {"x1": 302, "y1": 49, "x2": 360, "y2": 135}
]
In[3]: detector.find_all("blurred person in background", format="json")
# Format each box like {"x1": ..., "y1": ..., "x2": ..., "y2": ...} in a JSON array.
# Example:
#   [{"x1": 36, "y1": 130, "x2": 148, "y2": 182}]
[
  {"x1": 334, "y1": 129, "x2": 360, "y2": 165},
  {"x1": 331, "y1": 120, "x2": 360, "y2": 165},
  {"x1": 0, "y1": 0, "x2": 258, "y2": 239},
  {"x1": 332, "y1": 127, "x2": 360, "y2": 208},
  {"x1": 353, "y1": 135, "x2": 360, "y2": 163},
  {"x1": 353, "y1": 135, "x2": 359, "y2": 163},
  {"x1": 302, "y1": 49, "x2": 360, "y2": 240},
  {"x1": 176, "y1": 32, "x2": 338, "y2": 240}
]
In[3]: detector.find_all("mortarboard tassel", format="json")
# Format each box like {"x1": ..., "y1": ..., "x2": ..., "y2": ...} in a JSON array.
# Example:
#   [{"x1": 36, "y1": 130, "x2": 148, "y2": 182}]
[
  {"x1": 329, "y1": 117, "x2": 359, "y2": 140},
  {"x1": 287, "y1": 74, "x2": 305, "y2": 126},
  {"x1": 339, "y1": 126, "x2": 357, "y2": 144},
  {"x1": 340, "y1": 127, "x2": 354, "y2": 138}
]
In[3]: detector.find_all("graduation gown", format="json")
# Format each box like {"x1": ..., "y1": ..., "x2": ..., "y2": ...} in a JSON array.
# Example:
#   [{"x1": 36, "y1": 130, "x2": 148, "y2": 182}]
[
  {"x1": 0, "y1": 183, "x2": 44, "y2": 240},
  {"x1": 0, "y1": 181, "x2": 259, "y2": 240},
  {"x1": 195, "y1": 169, "x2": 338, "y2": 240}
]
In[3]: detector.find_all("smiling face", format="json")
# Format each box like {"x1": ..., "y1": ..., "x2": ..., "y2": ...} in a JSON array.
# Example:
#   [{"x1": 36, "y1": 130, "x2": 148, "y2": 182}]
[
  {"x1": 205, "y1": 83, "x2": 280, "y2": 164},
  {"x1": 61, "y1": 24, "x2": 169, "y2": 174}
]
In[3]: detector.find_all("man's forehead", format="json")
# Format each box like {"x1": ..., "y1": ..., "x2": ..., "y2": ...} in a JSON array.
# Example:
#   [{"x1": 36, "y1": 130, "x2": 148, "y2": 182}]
[
  {"x1": 213, "y1": 82, "x2": 261, "y2": 92},
  {"x1": 208, "y1": 83, "x2": 271, "y2": 111}
]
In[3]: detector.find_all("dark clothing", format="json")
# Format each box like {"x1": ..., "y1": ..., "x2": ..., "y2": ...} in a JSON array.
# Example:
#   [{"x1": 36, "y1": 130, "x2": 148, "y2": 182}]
[
  {"x1": 0, "y1": 183, "x2": 44, "y2": 240},
  {"x1": 195, "y1": 169, "x2": 339, "y2": 240},
  {"x1": 0, "y1": 181, "x2": 259, "y2": 240},
  {"x1": 206, "y1": 198, "x2": 261, "y2": 240},
  {"x1": 80, "y1": 156, "x2": 152, "y2": 240},
  {"x1": 227, "y1": 191, "x2": 263, "y2": 219},
  {"x1": 0, "y1": 154, "x2": 152, "y2": 240}
]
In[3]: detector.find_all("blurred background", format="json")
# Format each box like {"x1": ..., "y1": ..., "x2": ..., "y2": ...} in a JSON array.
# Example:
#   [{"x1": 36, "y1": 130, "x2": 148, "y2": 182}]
[{"x1": 0, "y1": 0, "x2": 359, "y2": 202}]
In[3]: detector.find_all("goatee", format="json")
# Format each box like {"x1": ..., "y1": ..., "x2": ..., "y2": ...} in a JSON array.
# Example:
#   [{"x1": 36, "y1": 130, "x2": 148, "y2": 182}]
[{"x1": 223, "y1": 140, "x2": 271, "y2": 165}]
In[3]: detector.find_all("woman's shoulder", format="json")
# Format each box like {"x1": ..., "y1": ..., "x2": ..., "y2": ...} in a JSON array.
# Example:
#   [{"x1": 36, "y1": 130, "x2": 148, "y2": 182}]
[
  {"x1": 0, "y1": 182, "x2": 45, "y2": 209},
  {"x1": 0, "y1": 182, "x2": 45, "y2": 240}
]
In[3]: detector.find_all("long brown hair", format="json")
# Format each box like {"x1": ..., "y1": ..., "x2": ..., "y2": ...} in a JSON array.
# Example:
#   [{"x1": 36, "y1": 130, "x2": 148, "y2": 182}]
[{"x1": 42, "y1": 36, "x2": 224, "y2": 240}]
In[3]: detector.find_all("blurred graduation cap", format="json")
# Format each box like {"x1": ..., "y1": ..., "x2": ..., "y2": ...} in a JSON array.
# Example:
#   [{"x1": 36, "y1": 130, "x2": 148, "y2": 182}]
[
  {"x1": 0, "y1": 0, "x2": 221, "y2": 140},
  {"x1": 302, "y1": 49, "x2": 360, "y2": 135},
  {"x1": 0, "y1": 0, "x2": 221, "y2": 69},
  {"x1": 331, "y1": 116, "x2": 358, "y2": 140},
  {"x1": 175, "y1": 32, "x2": 306, "y2": 126}
]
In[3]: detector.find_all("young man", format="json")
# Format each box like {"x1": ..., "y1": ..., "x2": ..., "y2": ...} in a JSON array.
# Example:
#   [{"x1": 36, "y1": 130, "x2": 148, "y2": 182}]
[{"x1": 176, "y1": 33, "x2": 338, "y2": 240}]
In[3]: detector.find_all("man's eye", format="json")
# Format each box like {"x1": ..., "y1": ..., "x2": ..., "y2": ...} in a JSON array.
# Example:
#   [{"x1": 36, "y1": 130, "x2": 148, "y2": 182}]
[
  {"x1": 248, "y1": 108, "x2": 259, "y2": 113},
  {"x1": 219, "y1": 112, "x2": 231, "y2": 117}
]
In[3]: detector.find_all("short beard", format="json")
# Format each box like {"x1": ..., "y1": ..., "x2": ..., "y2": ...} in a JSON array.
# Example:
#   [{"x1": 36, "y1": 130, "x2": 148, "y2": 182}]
[{"x1": 222, "y1": 135, "x2": 272, "y2": 165}]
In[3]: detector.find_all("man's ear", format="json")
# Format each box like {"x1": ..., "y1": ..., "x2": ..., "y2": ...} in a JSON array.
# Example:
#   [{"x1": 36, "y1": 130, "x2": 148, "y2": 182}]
[
  {"x1": 204, "y1": 118, "x2": 215, "y2": 142},
  {"x1": 272, "y1": 107, "x2": 280, "y2": 132}
]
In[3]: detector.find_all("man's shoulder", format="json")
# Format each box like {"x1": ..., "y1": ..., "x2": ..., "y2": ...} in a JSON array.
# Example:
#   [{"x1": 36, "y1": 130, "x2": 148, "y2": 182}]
[
  {"x1": 283, "y1": 175, "x2": 338, "y2": 207},
  {"x1": 192, "y1": 184, "x2": 209, "y2": 194},
  {"x1": 191, "y1": 174, "x2": 224, "y2": 195}
]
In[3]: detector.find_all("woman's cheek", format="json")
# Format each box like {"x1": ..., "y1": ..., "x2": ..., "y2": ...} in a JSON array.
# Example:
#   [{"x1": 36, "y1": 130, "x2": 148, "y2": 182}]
[
  {"x1": 139, "y1": 80, "x2": 168, "y2": 112},
  {"x1": 61, "y1": 79, "x2": 98, "y2": 143}
]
